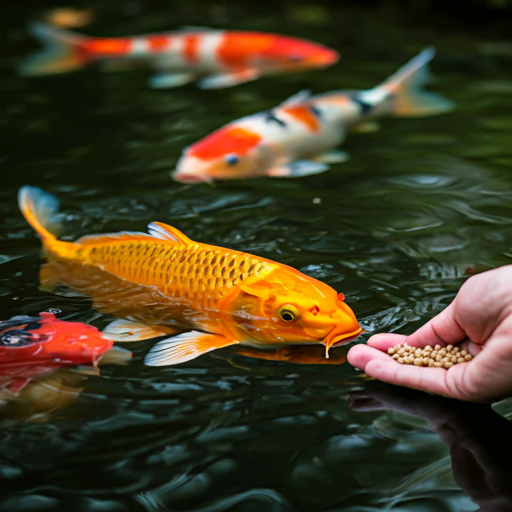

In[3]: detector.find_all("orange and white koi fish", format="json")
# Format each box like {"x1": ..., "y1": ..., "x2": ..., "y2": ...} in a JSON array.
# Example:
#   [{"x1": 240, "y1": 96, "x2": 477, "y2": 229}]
[
  {"x1": 18, "y1": 186, "x2": 362, "y2": 366},
  {"x1": 19, "y1": 22, "x2": 338, "y2": 89},
  {"x1": 173, "y1": 47, "x2": 453, "y2": 182}
]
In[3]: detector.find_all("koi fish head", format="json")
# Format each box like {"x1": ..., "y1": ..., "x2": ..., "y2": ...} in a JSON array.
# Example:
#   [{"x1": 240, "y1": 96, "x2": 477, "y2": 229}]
[
  {"x1": 228, "y1": 268, "x2": 362, "y2": 356},
  {"x1": 260, "y1": 35, "x2": 339, "y2": 72},
  {"x1": 0, "y1": 312, "x2": 113, "y2": 366},
  {"x1": 173, "y1": 126, "x2": 266, "y2": 183}
]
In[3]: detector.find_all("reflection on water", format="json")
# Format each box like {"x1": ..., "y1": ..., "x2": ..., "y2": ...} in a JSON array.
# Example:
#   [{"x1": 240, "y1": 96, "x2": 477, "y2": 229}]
[
  {"x1": 2, "y1": 0, "x2": 512, "y2": 510},
  {"x1": 350, "y1": 383, "x2": 512, "y2": 512}
]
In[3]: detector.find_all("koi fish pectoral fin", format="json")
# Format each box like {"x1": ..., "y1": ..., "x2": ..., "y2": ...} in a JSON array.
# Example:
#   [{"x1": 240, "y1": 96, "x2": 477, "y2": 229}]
[
  {"x1": 266, "y1": 160, "x2": 330, "y2": 178},
  {"x1": 197, "y1": 69, "x2": 260, "y2": 89},
  {"x1": 103, "y1": 319, "x2": 173, "y2": 342},
  {"x1": 98, "y1": 346, "x2": 133, "y2": 365},
  {"x1": 148, "y1": 72, "x2": 195, "y2": 89},
  {"x1": 313, "y1": 150, "x2": 349, "y2": 164},
  {"x1": 144, "y1": 331, "x2": 239, "y2": 366}
]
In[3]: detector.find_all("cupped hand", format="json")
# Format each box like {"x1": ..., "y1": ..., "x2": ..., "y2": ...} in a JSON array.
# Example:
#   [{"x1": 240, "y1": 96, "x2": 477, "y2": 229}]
[{"x1": 348, "y1": 265, "x2": 512, "y2": 402}]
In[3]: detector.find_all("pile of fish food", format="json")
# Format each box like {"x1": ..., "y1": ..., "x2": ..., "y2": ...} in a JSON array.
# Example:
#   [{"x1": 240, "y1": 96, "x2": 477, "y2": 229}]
[{"x1": 387, "y1": 343, "x2": 473, "y2": 369}]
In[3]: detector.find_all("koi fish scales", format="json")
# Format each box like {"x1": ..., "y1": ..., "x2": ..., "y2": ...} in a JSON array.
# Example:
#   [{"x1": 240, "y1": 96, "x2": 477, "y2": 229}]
[{"x1": 78, "y1": 235, "x2": 274, "y2": 308}]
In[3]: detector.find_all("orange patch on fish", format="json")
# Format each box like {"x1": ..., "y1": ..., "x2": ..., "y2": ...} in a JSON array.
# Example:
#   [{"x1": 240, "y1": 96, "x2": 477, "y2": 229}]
[
  {"x1": 183, "y1": 34, "x2": 200, "y2": 64},
  {"x1": 84, "y1": 38, "x2": 131, "y2": 56},
  {"x1": 282, "y1": 106, "x2": 320, "y2": 131},
  {"x1": 190, "y1": 126, "x2": 262, "y2": 160},
  {"x1": 147, "y1": 35, "x2": 171, "y2": 52},
  {"x1": 217, "y1": 33, "x2": 273, "y2": 67}
]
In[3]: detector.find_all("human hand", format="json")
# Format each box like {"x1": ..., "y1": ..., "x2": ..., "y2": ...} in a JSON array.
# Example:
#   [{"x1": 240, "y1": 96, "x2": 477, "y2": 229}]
[{"x1": 348, "y1": 265, "x2": 512, "y2": 402}]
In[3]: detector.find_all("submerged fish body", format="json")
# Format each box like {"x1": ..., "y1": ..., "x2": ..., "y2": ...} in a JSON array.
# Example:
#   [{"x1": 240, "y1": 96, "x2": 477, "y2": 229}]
[
  {"x1": 19, "y1": 22, "x2": 338, "y2": 89},
  {"x1": 18, "y1": 187, "x2": 362, "y2": 366},
  {"x1": 0, "y1": 312, "x2": 112, "y2": 368},
  {"x1": 173, "y1": 47, "x2": 454, "y2": 183}
]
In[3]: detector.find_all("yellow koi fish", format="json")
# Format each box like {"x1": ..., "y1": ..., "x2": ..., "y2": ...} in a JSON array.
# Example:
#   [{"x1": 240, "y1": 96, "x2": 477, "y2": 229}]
[{"x1": 19, "y1": 187, "x2": 362, "y2": 366}]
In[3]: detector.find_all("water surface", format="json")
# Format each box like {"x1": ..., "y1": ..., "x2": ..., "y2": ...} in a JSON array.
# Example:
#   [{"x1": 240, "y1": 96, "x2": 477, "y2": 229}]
[{"x1": 2, "y1": 1, "x2": 512, "y2": 511}]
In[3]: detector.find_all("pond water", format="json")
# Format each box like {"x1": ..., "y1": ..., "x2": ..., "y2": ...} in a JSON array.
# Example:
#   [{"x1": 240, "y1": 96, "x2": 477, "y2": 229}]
[{"x1": 2, "y1": 1, "x2": 512, "y2": 511}]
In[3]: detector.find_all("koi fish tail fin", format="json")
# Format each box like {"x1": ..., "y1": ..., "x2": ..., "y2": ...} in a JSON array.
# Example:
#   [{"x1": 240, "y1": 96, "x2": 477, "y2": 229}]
[
  {"x1": 360, "y1": 47, "x2": 454, "y2": 117},
  {"x1": 18, "y1": 22, "x2": 91, "y2": 76},
  {"x1": 18, "y1": 186, "x2": 63, "y2": 244}
]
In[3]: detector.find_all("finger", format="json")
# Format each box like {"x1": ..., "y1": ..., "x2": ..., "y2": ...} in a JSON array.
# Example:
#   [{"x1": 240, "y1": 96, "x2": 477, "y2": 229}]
[
  {"x1": 347, "y1": 343, "x2": 393, "y2": 369},
  {"x1": 407, "y1": 303, "x2": 467, "y2": 347},
  {"x1": 367, "y1": 333, "x2": 408, "y2": 351},
  {"x1": 460, "y1": 339, "x2": 482, "y2": 357}
]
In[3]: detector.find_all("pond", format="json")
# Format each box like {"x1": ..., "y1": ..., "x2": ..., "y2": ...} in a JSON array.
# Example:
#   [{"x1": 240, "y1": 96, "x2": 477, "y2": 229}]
[{"x1": 1, "y1": 1, "x2": 512, "y2": 510}]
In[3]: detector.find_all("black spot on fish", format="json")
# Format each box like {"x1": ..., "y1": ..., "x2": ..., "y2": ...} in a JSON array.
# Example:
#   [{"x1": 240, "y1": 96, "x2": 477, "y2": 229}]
[
  {"x1": 309, "y1": 105, "x2": 322, "y2": 119},
  {"x1": 263, "y1": 110, "x2": 287, "y2": 128},
  {"x1": 24, "y1": 321, "x2": 42, "y2": 331},
  {"x1": 352, "y1": 94, "x2": 373, "y2": 115}
]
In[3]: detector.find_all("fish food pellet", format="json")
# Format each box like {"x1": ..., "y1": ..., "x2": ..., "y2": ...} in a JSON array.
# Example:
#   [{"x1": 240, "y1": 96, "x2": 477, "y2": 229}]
[{"x1": 387, "y1": 342, "x2": 473, "y2": 369}]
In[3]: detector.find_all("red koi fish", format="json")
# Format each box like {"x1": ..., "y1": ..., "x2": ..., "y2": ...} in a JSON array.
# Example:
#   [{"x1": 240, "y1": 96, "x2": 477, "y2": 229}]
[
  {"x1": 173, "y1": 48, "x2": 454, "y2": 182},
  {"x1": 19, "y1": 22, "x2": 338, "y2": 89},
  {"x1": 0, "y1": 312, "x2": 113, "y2": 369}
]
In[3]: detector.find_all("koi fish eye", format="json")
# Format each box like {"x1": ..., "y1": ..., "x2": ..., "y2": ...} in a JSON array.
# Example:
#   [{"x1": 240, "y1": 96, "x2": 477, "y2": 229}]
[
  {"x1": 225, "y1": 154, "x2": 239, "y2": 166},
  {"x1": 279, "y1": 304, "x2": 299, "y2": 322},
  {"x1": 0, "y1": 329, "x2": 39, "y2": 347}
]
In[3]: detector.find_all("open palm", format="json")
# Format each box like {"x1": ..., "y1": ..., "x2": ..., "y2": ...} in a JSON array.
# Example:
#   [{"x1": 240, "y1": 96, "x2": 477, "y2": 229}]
[{"x1": 348, "y1": 265, "x2": 512, "y2": 402}]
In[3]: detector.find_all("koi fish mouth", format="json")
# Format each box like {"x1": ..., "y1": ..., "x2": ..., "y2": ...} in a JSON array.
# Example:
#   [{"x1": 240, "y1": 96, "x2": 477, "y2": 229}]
[
  {"x1": 172, "y1": 171, "x2": 212, "y2": 184},
  {"x1": 323, "y1": 326, "x2": 364, "y2": 358}
]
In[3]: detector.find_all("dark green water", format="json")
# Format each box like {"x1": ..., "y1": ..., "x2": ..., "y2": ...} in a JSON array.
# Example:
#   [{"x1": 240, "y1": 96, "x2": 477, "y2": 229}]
[{"x1": 2, "y1": 1, "x2": 512, "y2": 511}]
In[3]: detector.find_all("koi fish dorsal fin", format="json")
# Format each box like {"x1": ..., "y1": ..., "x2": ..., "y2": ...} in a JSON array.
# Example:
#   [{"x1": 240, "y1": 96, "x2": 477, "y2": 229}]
[
  {"x1": 75, "y1": 223, "x2": 193, "y2": 246},
  {"x1": 280, "y1": 89, "x2": 312, "y2": 108},
  {"x1": 76, "y1": 231, "x2": 152, "y2": 245},
  {"x1": 148, "y1": 222, "x2": 193, "y2": 245}
]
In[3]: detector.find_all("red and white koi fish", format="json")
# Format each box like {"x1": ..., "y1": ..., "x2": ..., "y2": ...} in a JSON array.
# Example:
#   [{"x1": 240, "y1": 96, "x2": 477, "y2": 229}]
[
  {"x1": 172, "y1": 47, "x2": 453, "y2": 182},
  {"x1": 19, "y1": 22, "x2": 338, "y2": 89}
]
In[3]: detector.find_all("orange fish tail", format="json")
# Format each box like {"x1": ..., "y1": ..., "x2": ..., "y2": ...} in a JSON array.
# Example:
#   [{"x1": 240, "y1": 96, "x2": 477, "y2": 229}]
[
  {"x1": 18, "y1": 22, "x2": 92, "y2": 76},
  {"x1": 18, "y1": 186, "x2": 63, "y2": 247}
]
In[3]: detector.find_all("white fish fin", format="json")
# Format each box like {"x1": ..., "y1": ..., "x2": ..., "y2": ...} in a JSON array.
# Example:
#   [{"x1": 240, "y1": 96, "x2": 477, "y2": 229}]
[
  {"x1": 145, "y1": 331, "x2": 239, "y2": 366},
  {"x1": 280, "y1": 89, "x2": 312, "y2": 107},
  {"x1": 361, "y1": 47, "x2": 454, "y2": 117},
  {"x1": 98, "y1": 346, "x2": 133, "y2": 365},
  {"x1": 313, "y1": 150, "x2": 349, "y2": 164},
  {"x1": 18, "y1": 186, "x2": 64, "y2": 243},
  {"x1": 350, "y1": 121, "x2": 381, "y2": 133},
  {"x1": 267, "y1": 160, "x2": 330, "y2": 178},
  {"x1": 147, "y1": 221, "x2": 193, "y2": 245},
  {"x1": 76, "y1": 231, "x2": 150, "y2": 245},
  {"x1": 18, "y1": 22, "x2": 88, "y2": 76},
  {"x1": 149, "y1": 72, "x2": 195, "y2": 89},
  {"x1": 197, "y1": 69, "x2": 260, "y2": 89},
  {"x1": 103, "y1": 319, "x2": 171, "y2": 342}
]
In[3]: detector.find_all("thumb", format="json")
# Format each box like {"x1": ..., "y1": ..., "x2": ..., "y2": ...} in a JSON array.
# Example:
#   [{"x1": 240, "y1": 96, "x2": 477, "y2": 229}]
[{"x1": 368, "y1": 302, "x2": 467, "y2": 352}]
